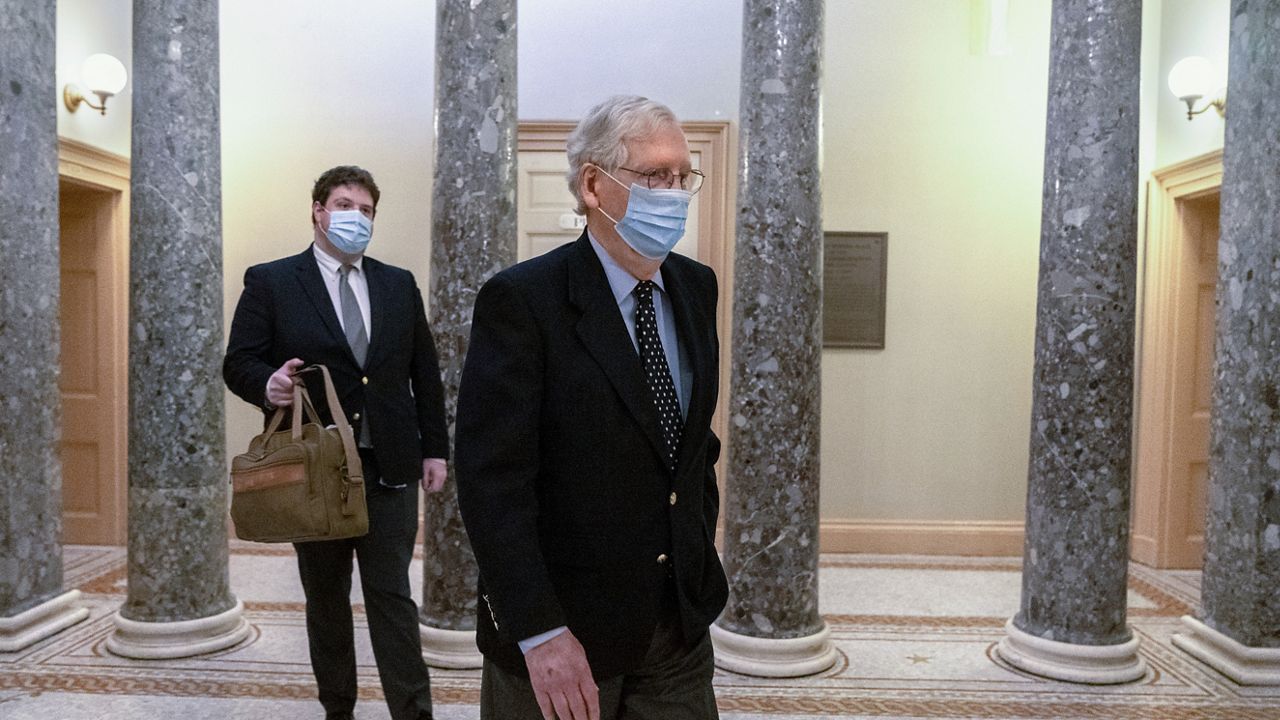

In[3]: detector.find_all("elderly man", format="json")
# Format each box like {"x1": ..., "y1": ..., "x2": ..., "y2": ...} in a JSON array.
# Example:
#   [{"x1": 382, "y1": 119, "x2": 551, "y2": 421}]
[{"x1": 455, "y1": 96, "x2": 728, "y2": 719}]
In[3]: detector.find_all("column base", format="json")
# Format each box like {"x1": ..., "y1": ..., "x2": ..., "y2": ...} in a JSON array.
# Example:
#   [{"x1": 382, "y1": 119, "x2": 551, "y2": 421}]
[
  {"x1": 106, "y1": 599, "x2": 250, "y2": 659},
  {"x1": 0, "y1": 590, "x2": 89, "y2": 652},
  {"x1": 710, "y1": 621, "x2": 838, "y2": 677},
  {"x1": 1173, "y1": 615, "x2": 1280, "y2": 685},
  {"x1": 996, "y1": 618, "x2": 1146, "y2": 684},
  {"x1": 420, "y1": 624, "x2": 482, "y2": 669}
]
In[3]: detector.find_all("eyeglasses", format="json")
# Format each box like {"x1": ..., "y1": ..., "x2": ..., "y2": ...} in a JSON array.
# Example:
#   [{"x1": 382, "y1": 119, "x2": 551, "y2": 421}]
[{"x1": 616, "y1": 166, "x2": 706, "y2": 194}]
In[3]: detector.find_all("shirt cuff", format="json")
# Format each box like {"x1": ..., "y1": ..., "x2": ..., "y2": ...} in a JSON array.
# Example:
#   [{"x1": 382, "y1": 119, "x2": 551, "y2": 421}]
[{"x1": 518, "y1": 625, "x2": 568, "y2": 655}]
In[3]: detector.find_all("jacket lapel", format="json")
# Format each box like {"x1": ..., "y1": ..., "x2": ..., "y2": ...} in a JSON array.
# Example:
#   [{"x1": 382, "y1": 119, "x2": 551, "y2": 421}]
[
  {"x1": 567, "y1": 235, "x2": 669, "y2": 468},
  {"x1": 294, "y1": 246, "x2": 360, "y2": 368},
  {"x1": 363, "y1": 257, "x2": 387, "y2": 371},
  {"x1": 662, "y1": 260, "x2": 714, "y2": 476}
]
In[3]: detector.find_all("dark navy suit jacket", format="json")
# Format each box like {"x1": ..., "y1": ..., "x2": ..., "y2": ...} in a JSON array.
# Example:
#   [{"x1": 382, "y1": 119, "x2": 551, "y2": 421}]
[
  {"x1": 455, "y1": 233, "x2": 729, "y2": 680},
  {"x1": 223, "y1": 246, "x2": 449, "y2": 483}
]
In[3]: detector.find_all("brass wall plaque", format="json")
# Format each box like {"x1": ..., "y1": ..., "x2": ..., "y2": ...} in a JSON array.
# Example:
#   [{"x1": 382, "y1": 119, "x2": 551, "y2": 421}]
[{"x1": 823, "y1": 231, "x2": 887, "y2": 349}]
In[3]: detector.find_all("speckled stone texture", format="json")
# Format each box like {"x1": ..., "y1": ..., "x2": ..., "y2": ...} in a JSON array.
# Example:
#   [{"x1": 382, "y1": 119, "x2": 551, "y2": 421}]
[
  {"x1": 1200, "y1": 0, "x2": 1280, "y2": 650},
  {"x1": 422, "y1": 0, "x2": 517, "y2": 633},
  {"x1": 123, "y1": 0, "x2": 235, "y2": 624},
  {"x1": 718, "y1": 0, "x2": 825, "y2": 640},
  {"x1": 0, "y1": 0, "x2": 64, "y2": 619},
  {"x1": 1013, "y1": 0, "x2": 1142, "y2": 646}
]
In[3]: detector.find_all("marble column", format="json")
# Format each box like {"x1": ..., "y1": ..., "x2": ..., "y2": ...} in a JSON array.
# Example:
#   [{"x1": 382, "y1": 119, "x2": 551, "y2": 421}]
[
  {"x1": 995, "y1": 0, "x2": 1145, "y2": 684},
  {"x1": 1172, "y1": 0, "x2": 1280, "y2": 686},
  {"x1": 0, "y1": 0, "x2": 90, "y2": 652},
  {"x1": 713, "y1": 0, "x2": 834, "y2": 678},
  {"x1": 106, "y1": 0, "x2": 248, "y2": 659},
  {"x1": 420, "y1": 0, "x2": 517, "y2": 669}
]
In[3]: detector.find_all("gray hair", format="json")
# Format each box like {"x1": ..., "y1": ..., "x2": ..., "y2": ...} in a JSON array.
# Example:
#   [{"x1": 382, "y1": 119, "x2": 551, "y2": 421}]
[{"x1": 565, "y1": 95, "x2": 680, "y2": 214}]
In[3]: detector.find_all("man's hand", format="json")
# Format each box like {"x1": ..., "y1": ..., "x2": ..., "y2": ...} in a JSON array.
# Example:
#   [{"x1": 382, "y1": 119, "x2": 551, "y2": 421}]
[
  {"x1": 422, "y1": 458, "x2": 447, "y2": 493},
  {"x1": 524, "y1": 630, "x2": 599, "y2": 720},
  {"x1": 266, "y1": 358, "x2": 305, "y2": 407}
]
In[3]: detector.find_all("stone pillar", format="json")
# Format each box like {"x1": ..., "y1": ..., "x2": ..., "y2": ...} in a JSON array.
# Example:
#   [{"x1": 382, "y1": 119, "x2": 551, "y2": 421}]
[
  {"x1": 995, "y1": 0, "x2": 1144, "y2": 684},
  {"x1": 0, "y1": 0, "x2": 90, "y2": 652},
  {"x1": 106, "y1": 0, "x2": 248, "y2": 659},
  {"x1": 1172, "y1": 0, "x2": 1280, "y2": 686},
  {"x1": 712, "y1": 0, "x2": 834, "y2": 678},
  {"x1": 420, "y1": 0, "x2": 517, "y2": 669}
]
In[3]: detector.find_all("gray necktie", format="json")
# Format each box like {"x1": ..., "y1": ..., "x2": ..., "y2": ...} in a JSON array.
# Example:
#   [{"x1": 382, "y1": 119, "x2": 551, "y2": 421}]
[
  {"x1": 337, "y1": 265, "x2": 369, "y2": 367},
  {"x1": 338, "y1": 264, "x2": 372, "y2": 447}
]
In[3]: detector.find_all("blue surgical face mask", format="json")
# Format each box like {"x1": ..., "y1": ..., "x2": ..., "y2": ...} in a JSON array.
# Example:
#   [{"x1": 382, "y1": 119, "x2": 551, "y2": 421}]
[
  {"x1": 321, "y1": 208, "x2": 373, "y2": 255},
  {"x1": 597, "y1": 168, "x2": 692, "y2": 261}
]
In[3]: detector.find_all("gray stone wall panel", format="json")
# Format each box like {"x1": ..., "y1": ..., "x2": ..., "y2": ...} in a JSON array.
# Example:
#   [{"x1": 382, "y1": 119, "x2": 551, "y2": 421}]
[
  {"x1": 423, "y1": 0, "x2": 518, "y2": 631},
  {"x1": 0, "y1": 0, "x2": 63, "y2": 617},
  {"x1": 124, "y1": 0, "x2": 234, "y2": 623},
  {"x1": 1201, "y1": 0, "x2": 1280, "y2": 650},
  {"x1": 1014, "y1": 0, "x2": 1143, "y2": 647},
  {"x1": 719, "y1": 0, "x2": 825, "y2": 640}
]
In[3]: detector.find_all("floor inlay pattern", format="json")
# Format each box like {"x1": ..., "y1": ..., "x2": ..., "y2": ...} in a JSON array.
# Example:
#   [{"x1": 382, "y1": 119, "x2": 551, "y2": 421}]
[{"x1": 0, "y1": 545, "x2": 1275, "y2": 719}]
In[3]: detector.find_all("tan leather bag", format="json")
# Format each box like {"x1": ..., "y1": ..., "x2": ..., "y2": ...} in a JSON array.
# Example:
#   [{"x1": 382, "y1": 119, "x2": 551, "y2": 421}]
[{"x1": 230, "y1": 364, "x2": 368, "y2": 543}]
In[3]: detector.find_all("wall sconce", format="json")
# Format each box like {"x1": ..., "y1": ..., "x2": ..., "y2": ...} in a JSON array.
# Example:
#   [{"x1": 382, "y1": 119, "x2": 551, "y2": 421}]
[
  {"x1": 63, "y1": 53, "x2": 128, "y2": 115},
  {"x1": 1168, "y1": 56, "x2": 1226, "y2": 121}
]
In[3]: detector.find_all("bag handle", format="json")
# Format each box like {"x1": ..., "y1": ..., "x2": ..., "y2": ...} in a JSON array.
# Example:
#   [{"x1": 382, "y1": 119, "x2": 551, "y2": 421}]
[
  {"x1": 298, "y1": 364, "x2": 365, "y2": 515},
  {"x1": 253, "y1": 365, "x2": 364, "y2": 516},
  {"x1": 291, "y1": 382, "x2": 325, "y2": 440},
  {"x1": 259, "y1": 377, "x2": 324, "y2": 441}
]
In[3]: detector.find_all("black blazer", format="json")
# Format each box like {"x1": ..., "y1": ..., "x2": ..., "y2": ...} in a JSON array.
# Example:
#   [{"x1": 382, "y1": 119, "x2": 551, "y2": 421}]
[
  {"x1": 223, "y1": 247, "x2": 449, "y2": 483},
  {"x1": 455, "y1": 233, "x2": 729, "y2": 680}
]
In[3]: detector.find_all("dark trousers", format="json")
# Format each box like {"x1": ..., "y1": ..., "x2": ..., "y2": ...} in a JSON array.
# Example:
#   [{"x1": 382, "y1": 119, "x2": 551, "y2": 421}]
[
  {"x1": 294, "y1": 449, "x2": 432, "y2": 720},
  {"x1": 480, "y1": 581, "x2": 718, "y2": 720}
]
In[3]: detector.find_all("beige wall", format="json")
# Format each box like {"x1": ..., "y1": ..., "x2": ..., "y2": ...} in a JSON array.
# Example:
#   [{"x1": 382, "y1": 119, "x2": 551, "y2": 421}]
[
  {"x1": 56, "y1": 0, "x2": 132, "y2": 158},
  {"x1": 1154, "y1": 0, "x2": 1229, "y2": 169},
  {"x1": 54, "y1": 0, "x2": 1231, "y2": 545},
  {"x1": 818, "y1": 1, "x2": 1050, "y2": 523},
  {"x1": 219, "y1": 1, "x2": 439, "y2": 451}
]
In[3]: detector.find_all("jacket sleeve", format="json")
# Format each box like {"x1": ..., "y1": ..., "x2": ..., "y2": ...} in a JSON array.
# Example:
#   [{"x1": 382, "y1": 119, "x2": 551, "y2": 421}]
[
  {"x1": 701, "y1": 266, "x2": 722, "y2": 535},
  {"x1": 223, "y1": 265, "x2": 277, "y2": 409},
  {"x1": 454, "y1": 272, "x2": 565, "y2": 643},
  {"x1": 409, "y1": 276, "x2": 449, "y2": 460}
]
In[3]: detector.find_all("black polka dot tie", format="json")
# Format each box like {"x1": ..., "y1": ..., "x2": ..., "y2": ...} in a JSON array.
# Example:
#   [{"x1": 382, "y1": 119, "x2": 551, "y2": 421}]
[{"x1": 633, "y1": 280, "x2": 683, "y2": 471}]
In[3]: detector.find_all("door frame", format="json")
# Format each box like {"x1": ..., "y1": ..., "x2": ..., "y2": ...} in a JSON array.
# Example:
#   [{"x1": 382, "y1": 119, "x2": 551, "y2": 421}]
[
  {"x1": 1131, "y1": 149, "x2": 1222, "y2": 568},
  {"x1": 58, "y1": 137, "x2": 130, "y2": 545}
]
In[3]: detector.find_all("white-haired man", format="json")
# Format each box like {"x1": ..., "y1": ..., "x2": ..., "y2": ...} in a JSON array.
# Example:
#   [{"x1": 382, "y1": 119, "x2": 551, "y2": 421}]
[{"x1": 456, "y1": 95, "x2": 727, "y2": 719}]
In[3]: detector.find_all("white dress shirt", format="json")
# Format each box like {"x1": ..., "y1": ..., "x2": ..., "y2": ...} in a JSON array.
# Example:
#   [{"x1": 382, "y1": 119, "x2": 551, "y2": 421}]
[{"x1": 312, "y1": 243, "x2": 372, "y2": 341}]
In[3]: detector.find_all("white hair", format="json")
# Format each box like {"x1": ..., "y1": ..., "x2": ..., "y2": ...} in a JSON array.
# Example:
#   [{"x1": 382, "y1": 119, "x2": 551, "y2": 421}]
[{"x1": 565, "y1": 95, "x2": 680, "y2": 214}]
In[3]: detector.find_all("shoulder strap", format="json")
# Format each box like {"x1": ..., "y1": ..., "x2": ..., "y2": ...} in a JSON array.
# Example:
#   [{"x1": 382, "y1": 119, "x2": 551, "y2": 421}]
[{"x1": 303, "y1": 365, "x2": 364, "y2": 489}]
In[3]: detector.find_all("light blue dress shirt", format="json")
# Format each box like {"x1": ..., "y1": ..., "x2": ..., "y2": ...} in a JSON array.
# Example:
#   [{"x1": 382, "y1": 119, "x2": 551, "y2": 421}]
[{"x1": 587, "y1": 231, "x2": 689, "y2": 417}]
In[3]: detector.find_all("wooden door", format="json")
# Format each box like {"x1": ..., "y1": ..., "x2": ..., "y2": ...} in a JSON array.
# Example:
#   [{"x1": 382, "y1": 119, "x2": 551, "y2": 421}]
[
  {"x1": 59, "y1": 181, "x2": 123, "y2": 545},
  {"x1": 1162, "y1": 192, "x2": 1218, "y2": 568},
  {"x1": 1131, "y1": 150, "x2": 1223, "y2": 569}
]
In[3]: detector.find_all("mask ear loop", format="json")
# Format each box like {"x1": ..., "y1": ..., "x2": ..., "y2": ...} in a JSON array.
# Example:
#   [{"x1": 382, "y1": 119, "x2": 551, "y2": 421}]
[{"x1": 588, "y1": 163, "x2": 630, "y2": 228}]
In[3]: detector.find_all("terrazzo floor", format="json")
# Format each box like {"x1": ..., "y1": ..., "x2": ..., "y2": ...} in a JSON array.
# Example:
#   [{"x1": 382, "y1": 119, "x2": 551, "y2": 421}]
[{"x1": 2, "y1": 543, "x2": 1276, "y2": 719}]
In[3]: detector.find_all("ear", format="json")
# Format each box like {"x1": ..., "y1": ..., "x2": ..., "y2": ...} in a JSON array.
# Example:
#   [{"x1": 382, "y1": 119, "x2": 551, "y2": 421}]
[{"x1": 579, "y1": 165, "x2": 602, "y2": 211}]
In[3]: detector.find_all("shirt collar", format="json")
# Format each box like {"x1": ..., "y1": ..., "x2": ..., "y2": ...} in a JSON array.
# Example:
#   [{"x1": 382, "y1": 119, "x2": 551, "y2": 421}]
[
  {"x1": 312, "y1": 242, "x2": 363, "y2": 275},
  {"x1": 586, "y1": 229, "x2": 664, "y2": 306}
]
